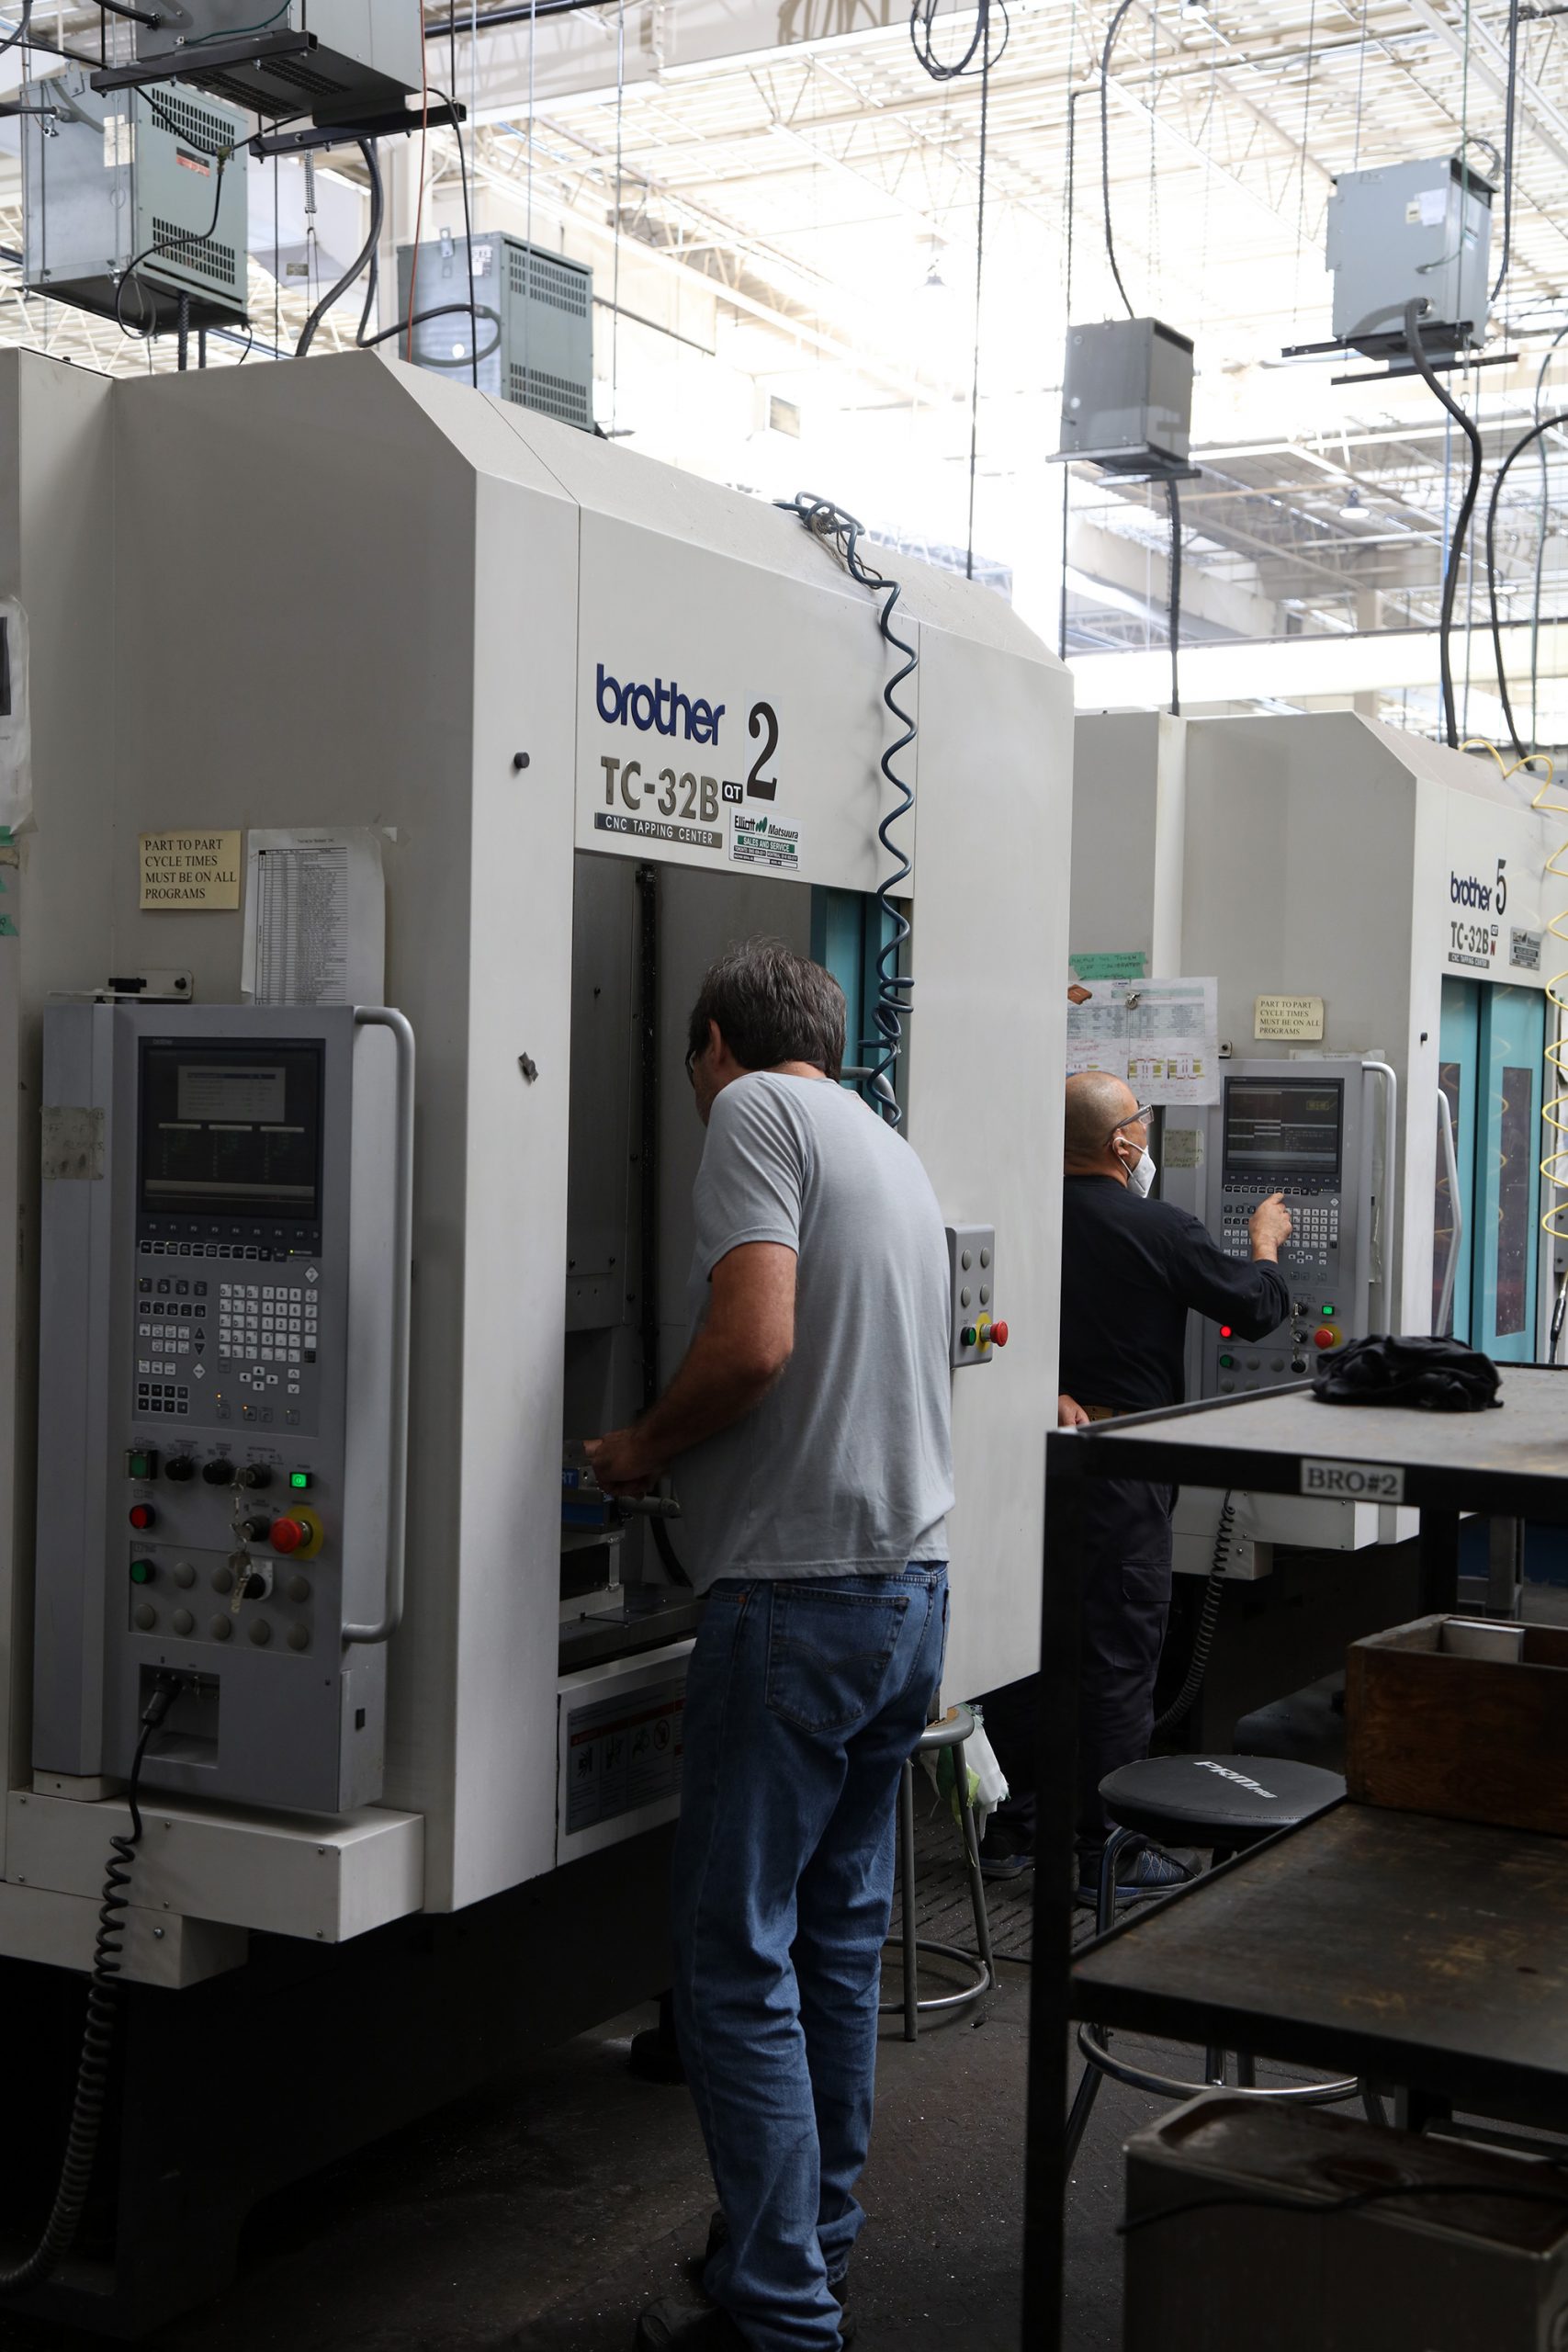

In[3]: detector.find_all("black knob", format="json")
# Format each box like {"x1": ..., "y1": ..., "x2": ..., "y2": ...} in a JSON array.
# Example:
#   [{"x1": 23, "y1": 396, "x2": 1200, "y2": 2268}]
[
  {"x1": 201, "y1": 1460, "x2": 233, "y2": 1487},
  {"x1": 235, "y1": 1516, "x2": 270, "y2": 1544},
  {"x1": 164, "y1": 1456, "x2": 196, "y2": 1483},
  {"x1": 236, "y1": 1464, "x2": 272, "y2": 1491}
]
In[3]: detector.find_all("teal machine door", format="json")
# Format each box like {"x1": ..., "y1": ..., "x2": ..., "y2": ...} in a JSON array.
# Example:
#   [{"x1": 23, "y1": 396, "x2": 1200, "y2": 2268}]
[{"x1": 1434, "y1": 978, "x2": 1546, "y2": 1360}]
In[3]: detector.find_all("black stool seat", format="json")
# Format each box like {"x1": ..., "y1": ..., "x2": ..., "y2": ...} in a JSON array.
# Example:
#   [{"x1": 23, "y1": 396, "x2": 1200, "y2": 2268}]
[{"x1": 1100, "y1": 1755, "x2": 1346, "y2": 1850}]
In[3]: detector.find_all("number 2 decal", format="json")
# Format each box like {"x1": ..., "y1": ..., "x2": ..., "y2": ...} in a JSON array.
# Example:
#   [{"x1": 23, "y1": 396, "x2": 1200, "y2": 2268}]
[{"x1": 746, "y1": 701, "x2": 779, "y2": 802}]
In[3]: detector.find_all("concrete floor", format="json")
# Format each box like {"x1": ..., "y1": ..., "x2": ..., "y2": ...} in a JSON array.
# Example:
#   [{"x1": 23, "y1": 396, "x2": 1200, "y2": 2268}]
[{"x1": 0, "y1": 1816, "x2": 1195, "y2": 2352}]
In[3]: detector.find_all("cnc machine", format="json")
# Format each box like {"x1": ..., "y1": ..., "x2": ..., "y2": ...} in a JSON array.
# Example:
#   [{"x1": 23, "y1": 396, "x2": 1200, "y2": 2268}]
[
  {"x1": 1070, "y1": 709, "x2": 1558, "y2": 1726},
  {"x1": 0, "y1": 346, "x2": 1072, "y2": 2330}
]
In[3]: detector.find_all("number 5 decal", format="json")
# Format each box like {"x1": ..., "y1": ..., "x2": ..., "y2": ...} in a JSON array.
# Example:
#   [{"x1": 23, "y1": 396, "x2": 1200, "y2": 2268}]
[
  {"x1": 746, "y1": 701, "x2": 779, "y2": 802},
  {"x1": 1495, "y1": 857, "x2": 1508, "y2": 915}
]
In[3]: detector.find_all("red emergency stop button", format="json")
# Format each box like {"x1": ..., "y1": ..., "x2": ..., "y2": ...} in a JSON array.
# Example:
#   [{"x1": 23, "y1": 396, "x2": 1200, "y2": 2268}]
[
  {"x1": 269, "y1": 1516, "x2": 310, "y2": 1555},
  {"x1": 129, "y1": 1502, "x2": 156, "y2": 1531},
  {"x1": 991, "y1": 1322, "x2": 1010, "y2": 1348},
  {"x1": 1314, "y1": 1327, "x2": 1337, "y2": 1350}
]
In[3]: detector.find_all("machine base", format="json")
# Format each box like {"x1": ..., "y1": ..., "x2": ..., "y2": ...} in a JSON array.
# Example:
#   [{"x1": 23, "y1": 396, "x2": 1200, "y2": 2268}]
[{"x1": 0, "y1": 1823, "x2": 675, "y2": 2338}]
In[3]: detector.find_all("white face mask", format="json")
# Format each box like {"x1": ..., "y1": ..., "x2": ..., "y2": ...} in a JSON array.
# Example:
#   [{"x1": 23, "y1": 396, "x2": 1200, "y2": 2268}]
[{"x1": 1120, "y1": 1143, "x2": 1156, "y2": 1197}]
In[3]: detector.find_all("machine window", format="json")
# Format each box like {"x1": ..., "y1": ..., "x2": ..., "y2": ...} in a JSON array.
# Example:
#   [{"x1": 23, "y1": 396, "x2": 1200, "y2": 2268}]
[
  {"x1": 138, "y1": 1041, "x2": 323, "y2": 1223},
  {"x1": 1222, "y1": 1079, "x2": 1344, "y2": 1185}
]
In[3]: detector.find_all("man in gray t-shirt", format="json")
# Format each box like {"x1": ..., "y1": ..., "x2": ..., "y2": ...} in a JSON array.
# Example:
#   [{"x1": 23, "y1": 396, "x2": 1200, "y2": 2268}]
[{"x1": 589, "y1": 939, "x2": 953, "y2": 2352}]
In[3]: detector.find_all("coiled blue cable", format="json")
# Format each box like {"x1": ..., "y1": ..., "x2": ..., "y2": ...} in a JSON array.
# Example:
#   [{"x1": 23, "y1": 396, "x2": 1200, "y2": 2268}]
[{"x1": 779, "y1": 492, "x2": 918, "y2": 1127}]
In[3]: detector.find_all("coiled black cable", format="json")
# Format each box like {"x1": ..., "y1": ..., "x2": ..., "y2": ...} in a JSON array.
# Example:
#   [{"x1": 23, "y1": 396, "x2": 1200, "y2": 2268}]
[
  {"x1": 1152, "y1": 1491, "x2": 1235, "y2": 1739},
  {"x1": 908, "y1": 0, "x2": 1008, "y2": 81},
  {"x1": 1403, "y1": 300, "x2": 1484, "y2": 750},
  {"x1": 0, "y1": 1674, "x2": 185, "y2": 2295},
  {"x1": 778, "y1": 493, "x2": 918, "y2": 1126},
  {"x1": 1485, "y1": 407, "x2": 1568, "y2": 759}
]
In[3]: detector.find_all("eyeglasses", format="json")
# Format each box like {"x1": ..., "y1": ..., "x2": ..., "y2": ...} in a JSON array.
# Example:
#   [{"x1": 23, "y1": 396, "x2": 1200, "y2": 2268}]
[{"x1": 1108, "y1": 1102, "x2": 1154, "y2": 1143}]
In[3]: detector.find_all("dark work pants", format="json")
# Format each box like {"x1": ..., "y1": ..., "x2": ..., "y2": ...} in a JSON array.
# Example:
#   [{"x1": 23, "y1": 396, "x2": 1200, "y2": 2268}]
[{"x1": 981, "y1": 1476, "x2": 1175, "y2": 1850}]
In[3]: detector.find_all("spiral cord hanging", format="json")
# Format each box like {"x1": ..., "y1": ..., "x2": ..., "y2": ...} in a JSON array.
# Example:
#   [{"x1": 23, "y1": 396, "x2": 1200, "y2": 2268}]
[
  {"x1": 0, "y1": 1677, "x2": 185, "y2": 2296},
  {"x1": 1153, "y1": 1492, "x2": 1235, "y2": 1739},
  {"x1": 778, "y1": 494, "x2": 919, "y2": 1126}
]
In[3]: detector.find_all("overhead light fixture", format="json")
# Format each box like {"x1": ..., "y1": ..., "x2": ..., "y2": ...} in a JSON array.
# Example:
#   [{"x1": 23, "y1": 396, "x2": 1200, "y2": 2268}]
[
  {"x1": 1338, "y1": 487, "x2": 1366, "y2": 520},
  {"x1": 1179, "y1": 0, "x2": 1207, "y2": 20}
]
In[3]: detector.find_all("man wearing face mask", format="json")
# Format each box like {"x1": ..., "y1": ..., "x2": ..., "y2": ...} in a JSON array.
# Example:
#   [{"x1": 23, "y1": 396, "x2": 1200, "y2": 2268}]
[{"x1": 981, "y1": 1070, "x2": 1291, "y2": 1899}]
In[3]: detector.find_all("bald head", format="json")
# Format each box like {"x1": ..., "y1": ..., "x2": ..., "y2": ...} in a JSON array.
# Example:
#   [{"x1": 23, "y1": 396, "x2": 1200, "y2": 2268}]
[{"x1": 1065, "y1": 1070, "x2": 1140, "y2": 1174}]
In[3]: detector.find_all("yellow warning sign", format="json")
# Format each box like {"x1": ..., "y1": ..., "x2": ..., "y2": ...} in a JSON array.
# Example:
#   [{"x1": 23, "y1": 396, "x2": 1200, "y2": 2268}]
[
  {"x1": 1255, "y1": 994, "x2": 1325, "y2": 1041},
  {"x1": 140, "y1": 831, "x2": 242, "y2": 910}
]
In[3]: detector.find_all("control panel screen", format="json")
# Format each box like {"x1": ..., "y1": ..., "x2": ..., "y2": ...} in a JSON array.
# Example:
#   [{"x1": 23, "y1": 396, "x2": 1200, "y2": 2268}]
[
  {"x1": 138, "y1": 1041, "x2": 323, "y2": 1223},
  {"x1": 1222, "y1": 1078, "x2": 1344, "y2": 1187}
]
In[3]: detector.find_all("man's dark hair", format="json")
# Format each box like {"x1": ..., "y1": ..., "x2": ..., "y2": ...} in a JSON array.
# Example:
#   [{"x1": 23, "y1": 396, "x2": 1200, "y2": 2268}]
[{"x1": 687, "y1": 939, "x2": 846, "y2": 1081}]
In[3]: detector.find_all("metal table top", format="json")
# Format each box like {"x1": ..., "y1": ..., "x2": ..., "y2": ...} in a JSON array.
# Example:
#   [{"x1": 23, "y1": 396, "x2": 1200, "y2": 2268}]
[
  {"x1": 1072, "y1": 1801, "x2": 1568, "y2": 2123},
  {"x1": 1054, "y1": 1365, "x2": 1568, "y2": 1518}
]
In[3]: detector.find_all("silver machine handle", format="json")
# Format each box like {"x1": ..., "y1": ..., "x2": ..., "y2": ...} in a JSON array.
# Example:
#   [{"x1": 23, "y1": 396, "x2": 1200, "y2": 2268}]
[
  {"x1": 343, "y1": 1006, "x2": 415, "y2": 1647},
  {"x1": 1436, "y1": 1085, "x2": 1464, "y2": 1340},
  {"x1": 1360, "y1": 1060, "x2": 1399, "y2": 1334}
]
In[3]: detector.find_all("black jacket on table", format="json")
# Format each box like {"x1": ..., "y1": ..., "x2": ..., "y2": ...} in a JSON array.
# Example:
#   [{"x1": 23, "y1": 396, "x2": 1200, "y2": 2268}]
[{"x1": 1060, "y1": 1173, "x2": 1292, "y2": 1418}]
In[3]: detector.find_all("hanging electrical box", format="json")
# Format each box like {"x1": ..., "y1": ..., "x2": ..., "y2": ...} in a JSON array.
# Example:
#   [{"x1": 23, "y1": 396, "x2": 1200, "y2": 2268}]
[
  {"x1": 116, "y1": 1, "x2": 424, "y2": 129},
  {"x1": 1052, "y1": 317, "x2": 1195, "y2": 477},
  {"x1": 21, "y1": 69, "x2": 249, "y2": 332},
  {"x1": 396, "y1": 232, "x2": 595, "y2": 432},
  {"x1": 1325, "y1": 157, "x2": 1494, "y2": 356}
]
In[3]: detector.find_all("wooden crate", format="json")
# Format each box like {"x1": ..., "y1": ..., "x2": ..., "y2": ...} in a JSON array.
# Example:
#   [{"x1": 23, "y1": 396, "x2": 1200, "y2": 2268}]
[{"x1": 1346, "y1": 1613, "x2": 1568, "y2": 1838}]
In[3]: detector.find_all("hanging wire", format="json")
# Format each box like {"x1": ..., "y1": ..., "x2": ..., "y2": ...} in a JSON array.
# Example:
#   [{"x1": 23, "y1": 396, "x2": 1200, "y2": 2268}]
[
  {"x1": 964, "y1": 21, "x2": 992, "y2": 578},
  {"x1": 1493, "y1": 0, "x2": 1521, "y2": 304},
  {"x1": 612, "y1": 0, "x2": 625, "y2": 435},
  {"x1": 907, "y1": 1, "x2": 1008, "y2": 580},
  {"x1": 1484, "y1": 409, "x2": 1568, "y2": 757},
  {"x1": 1404, "y1": 300, "x2": 1483, "y2": 749},
  {"x1": 909, "y1": 0, "x2": 1010, "y2": 80},
  {"x1": 1100, "y1": 0, "x2": 1138, "y2": 315}
]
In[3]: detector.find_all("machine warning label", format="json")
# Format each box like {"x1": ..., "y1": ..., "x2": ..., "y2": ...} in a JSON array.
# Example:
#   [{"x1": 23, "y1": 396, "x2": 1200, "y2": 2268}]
[
  {"x1": 1299, "y1": 1458, "x2": 1405, "y2": 1504},
  {"x1": 729, "y1": 813, "x2": 801, "y2": 872},
  {"x1": 565, "y1": 1680, "x2": 685, "y2": 1835},
  {"x1": 1511, "y1": 927, "x2": 1544, "y2": 972},
  {"x1": 593, "y1": 812, "x2": 722, "y2": 852}
]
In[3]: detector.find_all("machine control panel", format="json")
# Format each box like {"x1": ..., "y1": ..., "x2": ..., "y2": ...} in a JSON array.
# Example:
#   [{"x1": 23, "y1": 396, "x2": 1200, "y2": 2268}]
[
  {"x1": 1192, "y1": 1060, "x2": 1375, "y2": 1399},
  {"x1": 32, "y1": 1003, "x2": 407, "y2": 1816},
  {"x1": 945, "y1": 1225, "x2": 1010, "y2": 1367}
]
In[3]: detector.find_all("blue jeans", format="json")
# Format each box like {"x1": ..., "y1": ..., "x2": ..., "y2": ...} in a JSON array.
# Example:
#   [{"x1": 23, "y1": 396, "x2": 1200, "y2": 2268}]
[{"x1": 672, "y1": 1565, "x2": 950, "y2": 2352}]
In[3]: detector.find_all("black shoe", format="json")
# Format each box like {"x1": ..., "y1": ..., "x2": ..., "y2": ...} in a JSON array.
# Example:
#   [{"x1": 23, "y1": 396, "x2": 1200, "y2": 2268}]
[
  {"x1": 978, "y1": 1817, "x2": 1034, "y2": 1881},
  {"x1": 1076, "y1": 1846, "x2": 1200, "y2": 1908}
]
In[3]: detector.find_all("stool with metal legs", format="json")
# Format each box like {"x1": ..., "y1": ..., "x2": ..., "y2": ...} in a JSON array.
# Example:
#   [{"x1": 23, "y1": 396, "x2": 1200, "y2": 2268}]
[
  {"x1": 1066, "y1": 1755, "x2": 1371, "y2": 2162},
  {"x1": 881, "y1": 1704, "x2": 996, "y2": 2042}
]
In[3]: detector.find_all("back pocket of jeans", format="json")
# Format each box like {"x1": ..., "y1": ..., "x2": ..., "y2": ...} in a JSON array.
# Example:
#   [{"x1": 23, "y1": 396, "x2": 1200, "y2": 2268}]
[{"x1": 765, "y1": 1585, "x2": 910, "y2": 1735}]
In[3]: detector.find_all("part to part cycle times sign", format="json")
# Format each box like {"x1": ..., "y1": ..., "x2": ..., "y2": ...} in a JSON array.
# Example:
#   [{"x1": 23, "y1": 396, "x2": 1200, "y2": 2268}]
[{"x1": 573, "y1": 512, "x2": 908, "y2": 895}]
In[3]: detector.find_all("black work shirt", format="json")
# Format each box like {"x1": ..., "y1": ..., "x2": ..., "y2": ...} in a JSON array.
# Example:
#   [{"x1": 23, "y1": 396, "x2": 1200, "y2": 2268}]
[{"x1": 1060, "y1": 1175, "x2": 1292, "y2": 1417}]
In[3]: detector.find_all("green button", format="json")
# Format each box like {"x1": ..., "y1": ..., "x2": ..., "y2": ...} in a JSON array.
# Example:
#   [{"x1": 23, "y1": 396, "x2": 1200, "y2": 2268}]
[
  {"x1": 1219, "y1": 1353, "x2": 1235, "y2": 1369},
  {"x1": 289, "y1": 1471, "x2": 311, "y2": 1491},
  {"x1": 129, "y1": 1559, "x2": 155, "y2": 1585},
  {"x1": 127, "y1": 1450, "x2": 156, "y2": 1481},
  {"x1": 1322, "y1": 1304, "x2": 1337, "y2": 1317},
  {"x1": 961, "y1": 1326, "x2": 977, "y2": 1349}
]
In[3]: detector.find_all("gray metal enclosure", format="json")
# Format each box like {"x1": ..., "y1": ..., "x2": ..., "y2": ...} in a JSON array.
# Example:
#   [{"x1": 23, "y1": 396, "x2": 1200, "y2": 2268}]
[
  {"x1": 22, "y1": 71, "x2": 248, "y2": 330},
  {"x1": 397, "y1": 233, "x2": 594, "y2": 431}
]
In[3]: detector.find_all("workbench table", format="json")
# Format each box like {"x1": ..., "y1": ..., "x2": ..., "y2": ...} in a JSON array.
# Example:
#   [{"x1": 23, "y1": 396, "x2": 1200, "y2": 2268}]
[{"x1": 1021, "y1": 1368, "x2": 1568, "y2": 2352}]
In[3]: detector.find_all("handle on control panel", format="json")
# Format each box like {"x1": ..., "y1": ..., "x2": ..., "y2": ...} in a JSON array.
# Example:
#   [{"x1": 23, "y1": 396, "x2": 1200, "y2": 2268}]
[
  {"x1": 1435, "y1": 1085, "x2": 1464, "y2": 1339},
  {"x1": 342, "y1": 1006, "x2": 415, "y2": 1647},
  {"x1": 1360, "y1": 1060, "x2": 1399, "y2": 1334}
]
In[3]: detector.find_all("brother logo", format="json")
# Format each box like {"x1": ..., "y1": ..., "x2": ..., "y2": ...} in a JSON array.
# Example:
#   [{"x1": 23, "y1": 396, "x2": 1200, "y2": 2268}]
[
  {"x1": 596, "y1": 663, "x2": 726, "y2": 747},
  {"x1": 1450, "y1": 871, "x2": 1493, "y2": 910}
]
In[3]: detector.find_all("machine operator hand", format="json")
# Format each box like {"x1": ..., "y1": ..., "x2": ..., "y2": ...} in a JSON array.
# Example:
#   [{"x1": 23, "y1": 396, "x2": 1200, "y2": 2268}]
[
  {"x1": 1247, "y1": 1193, "x2": 1292, "y2": 1261},
  {"x1": 1058, "y1": 1393, "x2": 1091, "y2": 1428}
]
